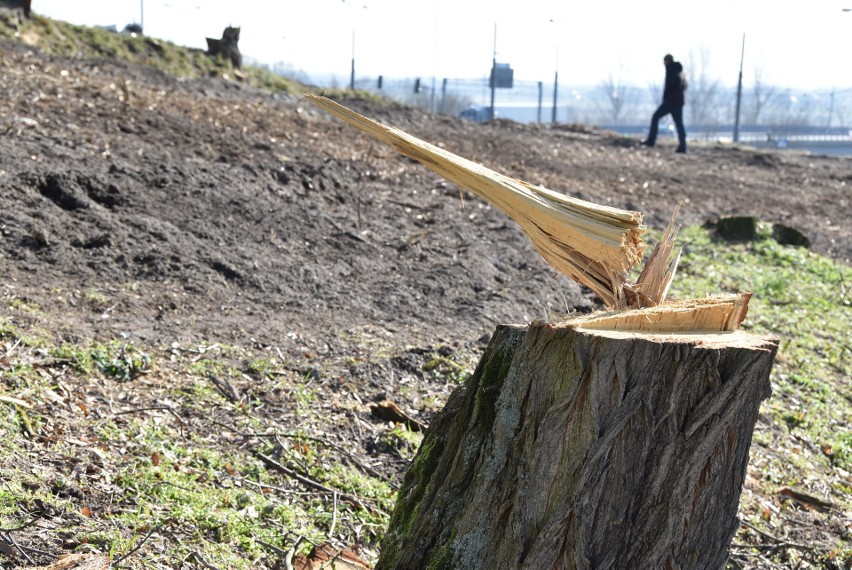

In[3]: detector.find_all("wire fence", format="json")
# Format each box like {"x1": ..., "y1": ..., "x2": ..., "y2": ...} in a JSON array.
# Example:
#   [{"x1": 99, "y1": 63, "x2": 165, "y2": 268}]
[
  {"x1": 277, "y1": 65, "x2": 852, "y2": 153},
  {"x1": 346, "y1": 75, "x2": 852, "y2": 136}
]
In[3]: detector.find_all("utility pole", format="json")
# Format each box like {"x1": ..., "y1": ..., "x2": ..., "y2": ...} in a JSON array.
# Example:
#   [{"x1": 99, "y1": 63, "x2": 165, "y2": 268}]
[
  {"x1": 549, "y1": 18, "x2": 559, "y2": 124},
  {"x1": 552, "y1": 66, "x2": 559, "y2": 124},
  {"x1": 489, "y1": 24, "x2": 496, "y2": 121},
  {"x1": 441, "y1": 78, "x2": 447, "y2": 114},
  {"x1": 733, "y1": 34, "x2": 745, "y2": 142},
  {"x1": 537, "y1": 81, "x2": 543, "y2": 123},
  {"x1": 350, "y1": 29, "x2": 355, "y2": 90},
  {"x1": 826, "y1": 90, "x2": 835, "y2": 131}
]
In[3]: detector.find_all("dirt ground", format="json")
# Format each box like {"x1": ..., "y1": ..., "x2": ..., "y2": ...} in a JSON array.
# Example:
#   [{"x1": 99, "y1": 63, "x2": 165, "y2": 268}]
[
  {"x1": 1, "y1": 39, "x2": 850, "y2": 352},
  {"x1": 0, "y1": 38, "x2": 850, "y2": 567}
]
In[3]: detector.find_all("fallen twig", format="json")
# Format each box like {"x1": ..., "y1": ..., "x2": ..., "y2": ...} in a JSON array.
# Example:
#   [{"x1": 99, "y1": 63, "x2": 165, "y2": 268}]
[
  {"x1": 113, "y1": 518, "x2": 172, "y2": 565},
  {"x1": 189, "y1": 551, "x2": 222, "y2": 570},
  {"x1": 208, "y1": 374, "x2": 240, "y2": 403},
  {"x1": 283, "y1": 536, "x2": 304, "y2": 570},
  {"x1": 1, "y1": 338, "x2": 22, "y2": 359},
  {"x1": 150, "y1": 480, "x2": 193, "y2": 494},
  {"x1": 0, "y1": 530, "x2": 34, "y2": 566},
  {"x1": 255, "y1": 451, "x2": 379, "y2": 514},
  {"x1": 0, "y1": 510, "x2": 43, "y2": 533},
  {"x1": 738, "y1": 520, "x2": 821, "y2": 563},
  {"x1": 329, "y1": 491, "x2": 339, "y2": 539},
  {"x1": 277, "y1": 433, "x2": 393, "y2": 486},
  {"x1": 211, "y1": 421, "x2": 396, "y2": 488},
  {"x1": 0, "y1": 394, "x2": 30, "y2": 408},
  {"x1": 255, "y1": 537, "x2": 289, "y2": 558},
  {"x1": 112, "y1": 406, "x2": 187, "y2": 438},
  {"x1": 224, "y1": 472, "x2": 297, "y2": 496}
]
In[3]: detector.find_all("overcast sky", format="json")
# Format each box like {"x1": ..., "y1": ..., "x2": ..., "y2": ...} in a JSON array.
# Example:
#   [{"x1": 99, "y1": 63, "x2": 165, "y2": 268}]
[{"x1": 31, "y1": 0, "x2": 852, "y2": 91}]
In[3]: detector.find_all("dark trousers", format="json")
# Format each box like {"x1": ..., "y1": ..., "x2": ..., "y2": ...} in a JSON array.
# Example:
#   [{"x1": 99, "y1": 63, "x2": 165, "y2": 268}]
[{"x1": 646, "y1": 100, "x2": 686, "y2": 150}]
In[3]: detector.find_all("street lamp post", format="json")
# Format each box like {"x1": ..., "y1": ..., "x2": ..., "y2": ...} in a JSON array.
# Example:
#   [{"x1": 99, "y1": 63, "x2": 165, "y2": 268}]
[
  {"x1": 489, "y1": 23, "x2": 496, "y2": 121},
  {"x1": 350, "y1": 28, "x2": 356, "y2": 90},
  {"x1": 550, "y1": 19, "x2": 559, "y2": 124},
  {"x1": 346, "y1": 2, "x2": 368, "y2": 91},
  {"x1": 552, "y1": 53, "x2": 559, "y2": 124},
  {"x1": 733, "y1": 34, "x2": 745, "y2": 142}
]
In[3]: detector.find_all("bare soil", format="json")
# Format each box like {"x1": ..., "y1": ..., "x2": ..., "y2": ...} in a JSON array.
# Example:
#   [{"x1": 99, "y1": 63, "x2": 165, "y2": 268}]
[{"x1": 0, "y1": 39, "x2": 850, "y2": 567}]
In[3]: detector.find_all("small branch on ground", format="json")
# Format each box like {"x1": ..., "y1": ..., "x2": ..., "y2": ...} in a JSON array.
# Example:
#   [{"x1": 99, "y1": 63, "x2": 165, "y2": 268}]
[
  {"x1": 255, "y1": 451, "x2": 380, "y2": 514},
  {"x1": 329, "y1": 491, "x2": 338, "y2": 539},
  {"x1": 283, "y1": 536, "x2": 304, "y2": 570},
  {"x1": 208, "y1": 374, "x2": 240, "y2": 403},
  {"x1": 211, "y1": 419, "x2": 397, "y2": 488},
  {"x1": 111, "y1": 406, "x2": 187, "y2": 438},
  {"x1": 0, "y1": 530, "x2": 34, "y2": 566},
  {"x1": 0, "y1": 510, "x2": 43, "y2": 533},
  {"x1": 112, "y1": 518, "x2": 173, "y2": 565},
  {"x1": 189, "y1": 551, "x2": 222, "y2": 570},
  {"x1": 738, "y1": 520, "x2": 824, "y2": 565}
]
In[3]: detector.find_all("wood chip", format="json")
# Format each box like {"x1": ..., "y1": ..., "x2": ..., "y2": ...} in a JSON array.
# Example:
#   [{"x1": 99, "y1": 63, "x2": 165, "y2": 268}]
[{"x1": 370, "y1": 400, "x2": 427, "y2": 432}]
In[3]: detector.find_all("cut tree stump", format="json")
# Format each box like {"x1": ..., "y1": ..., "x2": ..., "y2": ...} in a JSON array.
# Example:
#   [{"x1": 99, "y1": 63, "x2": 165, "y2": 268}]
[
  {"x1": 377, "y1": 309, "x2": 778, "y2": 570},
  {"x1": 303, "y1": 95, "x2": 779, "y2": 569}
]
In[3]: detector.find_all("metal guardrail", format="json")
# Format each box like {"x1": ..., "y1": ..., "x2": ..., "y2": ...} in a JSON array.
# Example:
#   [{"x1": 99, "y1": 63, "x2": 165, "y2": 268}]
[{"x1": 739, "y1": 134, "x2": 852, "y2": 143}]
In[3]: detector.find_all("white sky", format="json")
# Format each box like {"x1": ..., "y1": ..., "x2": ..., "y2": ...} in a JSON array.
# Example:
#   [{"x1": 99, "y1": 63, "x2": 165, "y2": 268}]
[{"x1": 30, "y1": 0, "x2": 852, "y2": 91}]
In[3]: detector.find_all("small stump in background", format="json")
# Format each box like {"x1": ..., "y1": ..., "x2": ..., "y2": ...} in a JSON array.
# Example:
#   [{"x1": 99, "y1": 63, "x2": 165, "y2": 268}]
[{"x1": 206, "y1": 26, "x2": 242, "y2": 69}]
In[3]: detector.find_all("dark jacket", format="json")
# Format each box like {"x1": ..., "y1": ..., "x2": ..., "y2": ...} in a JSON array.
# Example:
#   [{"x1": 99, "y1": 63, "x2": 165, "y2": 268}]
[{"x1": 663, "y1": 61, "x2": 686, "y2": 106}]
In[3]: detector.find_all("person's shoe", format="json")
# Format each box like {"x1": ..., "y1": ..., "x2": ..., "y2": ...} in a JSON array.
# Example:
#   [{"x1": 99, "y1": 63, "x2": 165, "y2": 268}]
[
  {"x1": 640, "y1": 139, "x2": 654, "y2": 147},
  {"x1": 675, "y1": 147, "x2": 687, "y2": 154}
]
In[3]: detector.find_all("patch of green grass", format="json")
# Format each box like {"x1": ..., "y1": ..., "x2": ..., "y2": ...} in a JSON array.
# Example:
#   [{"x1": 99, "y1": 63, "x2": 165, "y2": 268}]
[
  {"x1": 54, "y1": 340, "x2": 151, "y2": 381},
  {"x1": 188, "y1": 358, "x2": 229, "y2": 378},
  {"x1": 83, "y1": 288, "x2": 111, "y2": 312},
  {"x1": 245, "y1": 357, "x2": 280, "y2": 381},
  {"x1": 422, "y1": 354, "x2": 470, "y2": 384},
  {"x1": 0, "y1": 321, "x2": 47, "y2": 355},
  {"x1": 0, "y1": 315, "x2": 393, "y2": 566},
  {"x1": 375, "y1": 424, "x2": 423, "y2": 461}
]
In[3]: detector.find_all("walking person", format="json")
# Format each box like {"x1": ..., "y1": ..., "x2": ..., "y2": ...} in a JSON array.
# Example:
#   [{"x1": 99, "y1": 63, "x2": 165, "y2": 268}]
[{"x1": 642, "y1": 54, "x2": 687, "y2": 153}]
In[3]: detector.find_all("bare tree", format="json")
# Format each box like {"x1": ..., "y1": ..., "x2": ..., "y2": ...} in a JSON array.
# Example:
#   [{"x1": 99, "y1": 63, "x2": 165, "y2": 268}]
[
  {"x1": 685, "y1": 48, "x2": 721, "y2": 132},
  {"x1": 745, "y1": 67, "x2": 777, "y2": 124},
  {"x1": 596, "y1": 70, "x2": 639, "y2": 125},
  {"x1": 835, "y1": 103, "x2": 847, "y2": 130},
  {"x1": 764, "y1": 90, "x2": 814, "y2": 135}
]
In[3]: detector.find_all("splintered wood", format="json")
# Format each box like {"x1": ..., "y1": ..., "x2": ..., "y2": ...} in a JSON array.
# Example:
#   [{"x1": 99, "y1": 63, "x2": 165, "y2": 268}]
[
  {"x1": 306, "y1": 94, "x2": 645, "y2": 309},
  {"x1": 305, "y1": 95, "x2": 747, "y2": 328},
  {"x1": 575, "y1": 293, "x2": 752, "y2": 334}
]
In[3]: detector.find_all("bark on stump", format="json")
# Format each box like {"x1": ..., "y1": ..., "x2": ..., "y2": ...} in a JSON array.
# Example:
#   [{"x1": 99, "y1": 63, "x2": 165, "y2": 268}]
[{"x1": 376, "y1": 320, "x2": 778, "y2": 570}]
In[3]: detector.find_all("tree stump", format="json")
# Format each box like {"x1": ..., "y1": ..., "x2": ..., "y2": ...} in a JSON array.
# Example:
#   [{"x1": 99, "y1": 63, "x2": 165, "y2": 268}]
[
  {"x1": 302, "y1": 95, "x2": 779, "y2": 569},
  {"x1": 377, "y1": 315, "x2": 778, "y2": 569},
  {"x1": 205, "y1": 26, "x2": 242, "y2": 69}
]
